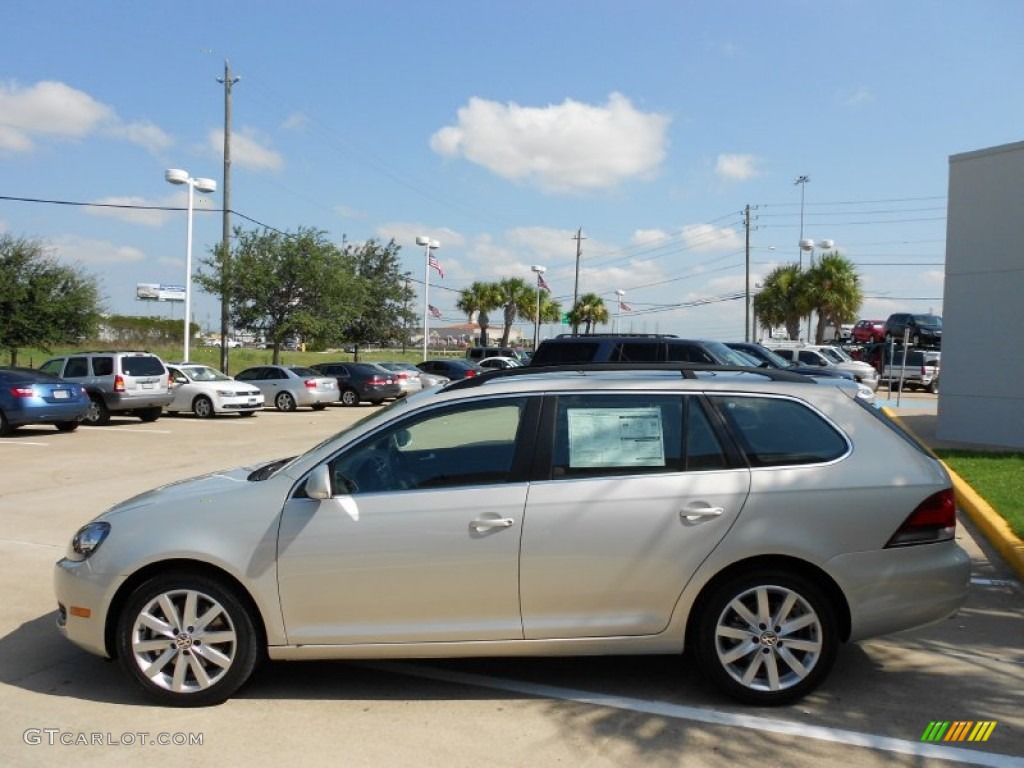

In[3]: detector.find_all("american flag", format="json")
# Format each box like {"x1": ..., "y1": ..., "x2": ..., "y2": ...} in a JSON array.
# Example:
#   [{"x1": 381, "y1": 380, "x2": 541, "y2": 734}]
[
  {"x1": 538, "y1": 274, "x2": 551, "y2": 292},
  {"x1": 428, "y1": 253, "x2": 444, "y2": 278},
  {"x1": 428, "y1": 304, "x2": 442, "y2": 318},
  {"x1": 619, "y1": 301, "x2": 632, "y2": 312}
]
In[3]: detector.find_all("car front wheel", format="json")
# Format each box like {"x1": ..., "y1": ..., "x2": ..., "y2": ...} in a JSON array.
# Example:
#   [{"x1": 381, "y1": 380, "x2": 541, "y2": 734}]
[
  {"x1": 192, "y1": 396, "x2": 214, "y2": 419},
  {"x1": 115, "y1": 573, "x2": 259, "y2": 707},
  {"x1": 84, "y1": 397, "x2": 111, "y2": 425},
  {"x1": 694, "y1": 570, "x2": 838, "y2": 705}
]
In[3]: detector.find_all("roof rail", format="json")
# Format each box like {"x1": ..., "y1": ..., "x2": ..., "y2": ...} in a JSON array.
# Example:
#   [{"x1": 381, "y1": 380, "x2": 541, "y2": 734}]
[
  {"x1": 444, "y1": 362, "x2": 812, "y2": 391},
  {"x1": 551, "y1": 333, "x2": 678, "y2": 339}
]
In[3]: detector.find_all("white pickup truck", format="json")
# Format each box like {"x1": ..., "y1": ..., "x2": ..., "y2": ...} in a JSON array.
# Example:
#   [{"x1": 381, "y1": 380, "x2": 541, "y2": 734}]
[{"x1": 882, "y1": 348, "x2": 941, "y2": 393}]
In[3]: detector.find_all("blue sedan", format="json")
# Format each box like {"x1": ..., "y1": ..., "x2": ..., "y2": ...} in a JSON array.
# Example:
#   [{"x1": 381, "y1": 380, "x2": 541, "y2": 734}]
[{"x1": 0, "y1": 366, "x2": 91, "y2": 436}]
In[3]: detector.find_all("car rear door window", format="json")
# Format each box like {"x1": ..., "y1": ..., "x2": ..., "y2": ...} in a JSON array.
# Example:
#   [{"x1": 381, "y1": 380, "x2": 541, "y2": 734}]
[
  {"x1": 549, "y1": 394, "x2": 729, "y2": 478},
  {"x1": 708, "y1": 395, "x2": 848, "y2": 467}
]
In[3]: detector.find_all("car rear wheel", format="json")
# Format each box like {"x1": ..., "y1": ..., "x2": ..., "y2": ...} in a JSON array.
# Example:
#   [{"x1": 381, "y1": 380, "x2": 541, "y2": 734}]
[
  {"x1": 115, "y1": 573, "x2": 259, "y2": 707},
  {"x1": 275, "y1": 392, "x2": 296, "y2": 412},
  {"x1": 694, "y1": 570, "x2": 837, "y2": 705},
  {"x1": 340, "y1": 389, "x2": 360, "y2": 407},
  {"x1": 138, "y1": 407, "x2": 162, "y2": 423},
  {"x1": 0, "y1": 410, "x2": 12, "y2": 436},
  {"x1": 54, "y1": 421, "x2": 80, "y2": 432},
  {"x1": 192, "y1": 396, "x2": 214, "y2": 419},
  {"x1": 311, "y1": 403, "x2": 327, "y2": 411},
  {"x1": 84, "y1": 397, "x2": 111, "y2": 426}
]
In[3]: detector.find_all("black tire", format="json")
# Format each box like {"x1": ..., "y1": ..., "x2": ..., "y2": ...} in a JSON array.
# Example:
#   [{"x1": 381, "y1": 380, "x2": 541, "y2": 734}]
[
  {"x1": 0, "y1": 410, "x2": 13, "y2": 437},
  {"x1": 84, "y1": 396, "x2": 111, "y2": 426},
  {"x1": 54, "y1": 421, "x2": 80, "y2": 433},
  {"x1": 115, "y1": 573, "x2": 259, "y2": 707},
  {"x1": 238, "y1": 410, "x2": 257, "y2": 417},
  {"x1": 192, "y1": 396, "x2": 215, "y2": 419},
  {"x1": 275, "y1": 391, "x2": 297, "y2": 412},
  {"x1": 138, "y1": 407, "x2": 162, "y2": 423},
  {"x1": 311, "y1": 403, "x2": 328, "y2": 411},
  {"x1": 928, "y1": 378, "x2": 939, "y2": 395},
  {"x1": 340, "y1": 389, "x2": 360, "y2": 407},
  {"x1": 693, "y1": 570, "x2": 838, "y2": 706}
]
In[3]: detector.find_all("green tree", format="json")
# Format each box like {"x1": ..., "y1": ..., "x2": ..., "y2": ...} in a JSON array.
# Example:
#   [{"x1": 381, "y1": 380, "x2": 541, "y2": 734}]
[
  {"x1": 804, "y1": 252, "x2": 863, "y2": 343},
  {"x1": 456, "y1": 281, "x2": 500, "y2": 346},
  {"x1": 493, "y1": 277, "x2": 536, "y2": 347},
  {"x1": 0, "y1": 234, "x2": 102, "y2": 365},
  {"x1": 753, "y1": 264, "x2": 808, "y2": 340},
  {"x1": 197, "y1": 226, "x2": 355, "y2": 364},
  {"x1": 569, "y1": 292, "x2": 609, "y2": 333}
]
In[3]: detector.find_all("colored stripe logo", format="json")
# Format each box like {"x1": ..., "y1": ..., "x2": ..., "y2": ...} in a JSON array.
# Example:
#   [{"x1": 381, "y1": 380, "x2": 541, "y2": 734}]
[{"x1": 921, "y1": 721, "x2": 997, "y2": 742}]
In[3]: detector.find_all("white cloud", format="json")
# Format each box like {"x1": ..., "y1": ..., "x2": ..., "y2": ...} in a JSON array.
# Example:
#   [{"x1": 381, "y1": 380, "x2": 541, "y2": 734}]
[
  {"x1": 681, "y1": 224, "x2": 743, "y2": 252},
  {"x1": 334, "y1": 203, "x2": 366, "y2": 220},
  {"x1": 51, "y1": 235, "x2": 146, "y2": 265},
  {"x1": 85, "y1": 194, "x2": 179, "y2": 227},
  {"x1": 109, "y1": 120, "x2": 174, "y2": 153},
  {"x1": 845, "y1": 87, "x2": 874, "y2": 106},
  {"x1": 0, "y1": 79, "x2": 172, "y2": 154},
  {"x1": 631, "y1": 229, "x2": 670, "y2": 246},
  {"x1": 430, "y1": 92, "x2": 670, "y2": 194},
  {"x1": 376, "y1": 222, "x2": 466, "y2": 250},
  {"x1": 208, "y1": 127, "x2": 284, "y2": 171},
  {"x1": 282, "y1": 112, "x2": 308, "y2": 131},
  {"x1": 715, "y1": 153, "x2": 760, "y2": 181}
]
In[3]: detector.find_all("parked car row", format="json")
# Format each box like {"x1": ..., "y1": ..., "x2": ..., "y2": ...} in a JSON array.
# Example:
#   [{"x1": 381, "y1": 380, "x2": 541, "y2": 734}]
[{"x1": 850, "y1": 313, "x2": 942, "y2": 348}]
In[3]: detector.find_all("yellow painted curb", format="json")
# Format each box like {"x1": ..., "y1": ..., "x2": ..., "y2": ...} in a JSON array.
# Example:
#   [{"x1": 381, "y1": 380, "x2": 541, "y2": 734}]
[{"x1": 883, "y1": 408, "x2": 1024, "y2": 581}]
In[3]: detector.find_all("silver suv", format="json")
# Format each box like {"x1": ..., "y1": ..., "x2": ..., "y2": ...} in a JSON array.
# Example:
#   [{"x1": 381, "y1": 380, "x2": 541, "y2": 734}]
[
  {"x1": 55, "y1": 363, "x2": 968, "y2": 707},
  {"x1": 40, "y1": 351, "x2": 172, "y2": 425}
]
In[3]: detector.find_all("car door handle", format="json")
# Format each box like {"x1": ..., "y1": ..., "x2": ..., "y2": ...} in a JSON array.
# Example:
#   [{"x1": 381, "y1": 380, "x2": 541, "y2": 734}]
[
  {"x1": 680, "y1": 505, "x2": 725, "y2": 522},
  {"x1": 471, "y1": 517, "x2": 515, "y2": 531}
]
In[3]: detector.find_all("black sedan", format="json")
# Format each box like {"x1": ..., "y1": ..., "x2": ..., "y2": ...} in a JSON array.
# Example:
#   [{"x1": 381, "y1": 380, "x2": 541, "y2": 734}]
[
  {"x1": 416, "y1": 359, "x2": 483, "y2": 381},
  {"x1": 310, "y1": 362, "x2": 402, "y2": 406},
  {"x1": 0, "y1": 366, "x2": 91, "y2": 436}
]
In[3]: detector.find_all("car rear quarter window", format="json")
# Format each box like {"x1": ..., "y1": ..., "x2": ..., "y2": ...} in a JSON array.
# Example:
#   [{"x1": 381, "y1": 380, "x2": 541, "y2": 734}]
[
  {"x1": 119, "y1": 356, "x2": 163, "y2": 376},
  {"x1": 709, "y1": 395, "x2": 848, "y2": 468},
  {"x1": 612, "y1": 342, "x2": 661, "y2": 362}
]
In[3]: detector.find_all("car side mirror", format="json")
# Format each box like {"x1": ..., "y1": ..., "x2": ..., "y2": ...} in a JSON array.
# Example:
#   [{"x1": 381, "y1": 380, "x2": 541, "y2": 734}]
[{"x1": 305, "y1": 465, "x2": 334, "y2": 500}]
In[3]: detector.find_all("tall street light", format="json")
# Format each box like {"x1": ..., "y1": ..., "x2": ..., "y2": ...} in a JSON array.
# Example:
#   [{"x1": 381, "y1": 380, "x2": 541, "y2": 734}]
[
  {"x1": 165, "y1": 169, "x2": 217, "y2": 363},
  {"x1": 799, "y1": 238, "x2": 834, "y2": 341},
  {"x1": 614, "y1": 289, "x2": 625, "y2": 333},
  {"x1": 531, "y1": 265, "x2": 546, "y2": 350},
  {"x1": 416, "y1": 236, "x2": 440, "y2": 361},
  {"x1": 794, "y1": 175, "x2": 810, "y2": 268}
]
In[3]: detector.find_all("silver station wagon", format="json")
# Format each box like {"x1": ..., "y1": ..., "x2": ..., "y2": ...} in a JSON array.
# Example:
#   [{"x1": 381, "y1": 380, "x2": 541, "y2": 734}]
[{"x1": 54, "y1": 364, "x2": 969, "y2": 707}]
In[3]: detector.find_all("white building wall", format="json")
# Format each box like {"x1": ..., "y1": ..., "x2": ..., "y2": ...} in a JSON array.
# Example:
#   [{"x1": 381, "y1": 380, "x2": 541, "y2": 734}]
[{"x1": 938, "y1": 141, "x2": 1024, "y2": 449}]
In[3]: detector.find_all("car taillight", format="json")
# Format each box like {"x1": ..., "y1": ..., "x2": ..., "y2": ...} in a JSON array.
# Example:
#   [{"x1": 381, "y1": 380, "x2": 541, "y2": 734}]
[
  {"x1": 466, "y1": 370, "x2": 477, "y2": 378},
  {"x1": 885, "y1": 488, "x2": 956, "y2": 547},
  {"x1": 10, "y1": 386, "x2": 34, "y2": 398},
  {"x1": 395, "y1": 373, "x2": 409, "y2": 380},
  {"x1": 114, "y1": 375, "x2": 125, "y2": 393},
  {"x1": 305, "y1": 379, "x2": 317, "y2": 390}
]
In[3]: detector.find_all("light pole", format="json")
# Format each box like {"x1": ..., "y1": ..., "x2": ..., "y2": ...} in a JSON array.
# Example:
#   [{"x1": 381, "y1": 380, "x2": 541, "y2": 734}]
[
  {"x1": 531, "y1": 265, "x2": 546, "y2": 350},
  {"x1": 165, "y1": 169, "x2": 217, "y2": 363},
  {"x1": 794, "y1": 175, "x2": 810, "y2": 268},
  {"x1": 416, "y1": 236, "x2": 440, "y2": 361},
  {"x1": 614, "y1": 289, "x2": 625, "y2": 333},
  {"x1": 799, "y1": 238, "x2": 834, "y2": 341}
]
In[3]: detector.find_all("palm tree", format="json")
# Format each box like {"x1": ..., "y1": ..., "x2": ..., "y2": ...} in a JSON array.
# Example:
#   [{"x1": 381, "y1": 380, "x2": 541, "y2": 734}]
[
  {"x1": 753, "y1": 264, "x2": 808, "y2": 340},
  {"x1": 804, "y1": 252, "x2": 863, "y2": 343},
  {"x1": 569, "y1": 293, "x2": 609, "y2": 333},
  {"x1": 493, "y1": 277, "x2": 535, "y2": 346},
  {"x1": 456, "y1": 281, "x2": 499, "y2": 346}
]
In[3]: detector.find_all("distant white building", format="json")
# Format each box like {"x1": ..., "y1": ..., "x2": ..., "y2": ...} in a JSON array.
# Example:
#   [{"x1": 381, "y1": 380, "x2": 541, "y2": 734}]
[{"x1": 939, "y1": 140, "x2": 1024, "y2": 449}]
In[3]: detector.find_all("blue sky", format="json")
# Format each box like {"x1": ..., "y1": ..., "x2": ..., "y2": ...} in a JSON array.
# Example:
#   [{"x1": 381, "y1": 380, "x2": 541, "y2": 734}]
[{"x1": 2, "y1": 1, "x2": 1022, "y2": 342}]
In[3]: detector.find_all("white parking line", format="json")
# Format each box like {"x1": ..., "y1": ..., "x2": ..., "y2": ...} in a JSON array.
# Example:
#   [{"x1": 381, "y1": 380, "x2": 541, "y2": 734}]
[
  {"x1": 0, "y1": 440, "x2": 49, "y2": 446},
  {"x1": 371, "y1": 662, "x2": 1024, "y2": 768}
]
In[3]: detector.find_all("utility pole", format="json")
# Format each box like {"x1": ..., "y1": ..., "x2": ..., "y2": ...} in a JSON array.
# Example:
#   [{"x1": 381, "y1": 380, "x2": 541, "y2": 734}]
[
  {"x1": 744, "y1": 205, "x2": 752, "y2": 342},
  {"x1": 571, "y1": 227, "x2": 585, "y2": 334},
  {"x1": 217, "y1": 60, "x2": 240, "y2": 373}
]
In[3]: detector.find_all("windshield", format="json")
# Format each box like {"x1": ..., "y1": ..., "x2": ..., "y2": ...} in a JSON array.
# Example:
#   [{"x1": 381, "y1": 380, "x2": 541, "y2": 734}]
[
  {"x1": 913, "y1": 314, "x2": 942, "y2": 326},
  {"x1": 183, "y1": 365, "x2": 231, "y2": 382},
  {"x1": 704, "y1": 341, "x2": 756, "y2": 366},
  {"x1": 819, "y1": 347, "x2": 852, "y2": 364}
]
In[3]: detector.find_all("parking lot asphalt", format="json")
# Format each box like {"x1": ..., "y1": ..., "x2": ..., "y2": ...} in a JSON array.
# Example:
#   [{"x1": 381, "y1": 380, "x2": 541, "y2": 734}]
[{"x1": 1, "y1": 401, "x2": 1022, "y2": 767}]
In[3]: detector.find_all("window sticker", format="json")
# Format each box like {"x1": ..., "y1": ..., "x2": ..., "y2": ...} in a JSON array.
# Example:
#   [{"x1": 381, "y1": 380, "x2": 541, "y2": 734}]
[{"x1": 567, "y1": 408, "x2": 665, "y2": 468}]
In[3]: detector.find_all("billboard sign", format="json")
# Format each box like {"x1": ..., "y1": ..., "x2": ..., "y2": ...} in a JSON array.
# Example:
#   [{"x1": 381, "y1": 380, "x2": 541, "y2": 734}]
[{"x1": 136, "y1": 283, "x2": 185, "y2": 302}]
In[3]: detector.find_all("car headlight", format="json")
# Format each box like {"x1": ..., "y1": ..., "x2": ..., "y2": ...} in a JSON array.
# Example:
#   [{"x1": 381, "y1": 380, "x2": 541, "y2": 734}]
[
  {"x1": 216, "y1": 389, "x2": 235, "y2": 396},
  {"x1": 69, "y1": 522, "x2": 110, "y2": 561}
]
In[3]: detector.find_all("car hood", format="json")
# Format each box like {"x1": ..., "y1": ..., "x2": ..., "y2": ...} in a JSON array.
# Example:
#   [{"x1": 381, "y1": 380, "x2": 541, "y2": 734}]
[{"x1": 95, "y1": 462, "x2": 272, "y2": 520}]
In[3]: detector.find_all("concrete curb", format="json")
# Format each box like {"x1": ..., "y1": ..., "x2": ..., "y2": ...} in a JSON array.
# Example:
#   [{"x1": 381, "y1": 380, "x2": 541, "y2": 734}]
[{"x1": 883, "y1": 408, "x2": 1024, "y2": 581}]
